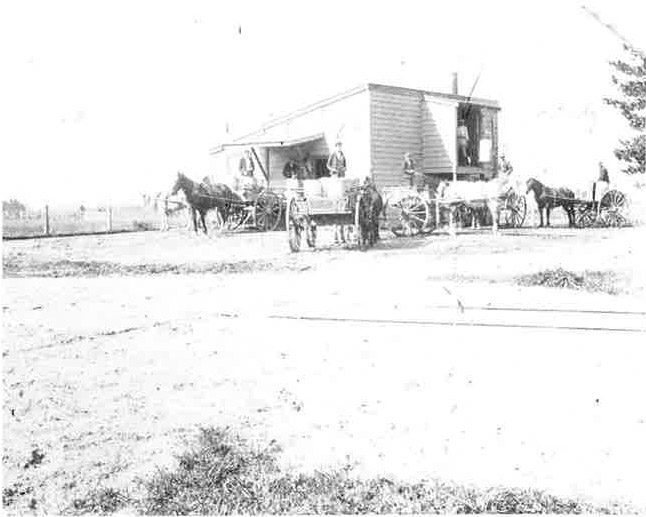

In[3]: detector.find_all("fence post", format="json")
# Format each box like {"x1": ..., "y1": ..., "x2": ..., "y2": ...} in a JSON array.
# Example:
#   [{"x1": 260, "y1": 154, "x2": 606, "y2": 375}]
[
  {"x1": 107, "y1": 206, "x2": 113, "y2": 232},
  {"x1": 44, "y1": 205, "x2": 50, "y2": 236}
]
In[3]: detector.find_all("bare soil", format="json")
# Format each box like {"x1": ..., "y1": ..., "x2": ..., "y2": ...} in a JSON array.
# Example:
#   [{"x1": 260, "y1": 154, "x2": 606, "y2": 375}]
[{"x1": 3, "y1": 225, "x2": 646, "y2": 513}]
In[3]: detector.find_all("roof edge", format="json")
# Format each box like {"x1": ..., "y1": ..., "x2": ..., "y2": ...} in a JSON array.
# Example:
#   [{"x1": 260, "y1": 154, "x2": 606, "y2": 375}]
[
  {"x1": 209, "y1": 83, "x2": 369, "y2": 154},
  {"x1": 210, "y1": 82, "x2": 500, "y2": 153},
  {"x1": 367, "y1": 82, "x2": 501, "y2": 109}
]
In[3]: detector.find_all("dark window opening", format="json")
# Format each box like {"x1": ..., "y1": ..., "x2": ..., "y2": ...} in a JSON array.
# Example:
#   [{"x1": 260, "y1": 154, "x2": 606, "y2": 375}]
[{"x1": 457, "y1": 105, "x2": 481, "y2": 167}]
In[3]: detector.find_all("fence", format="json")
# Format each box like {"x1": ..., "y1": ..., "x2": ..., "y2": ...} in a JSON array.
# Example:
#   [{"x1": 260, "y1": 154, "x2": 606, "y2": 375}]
[{"x1": 2, "y1": 204, "x2": 191, "y2": 239}]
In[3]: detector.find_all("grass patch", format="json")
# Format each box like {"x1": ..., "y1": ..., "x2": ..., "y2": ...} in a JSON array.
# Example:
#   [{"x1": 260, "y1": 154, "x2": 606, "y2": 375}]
[
  {"x1": 69, "y1": 487, "x2": 131, "y2": 515},
  {"x1": 2, "y1": 258, "x2": 307, "y2": 278},
  {"x1": 115, "y1": 426, "x2": 633, "y2": 515},
  {"x1": 516, "y1": 268, "x2": 629, "y2": 295}
]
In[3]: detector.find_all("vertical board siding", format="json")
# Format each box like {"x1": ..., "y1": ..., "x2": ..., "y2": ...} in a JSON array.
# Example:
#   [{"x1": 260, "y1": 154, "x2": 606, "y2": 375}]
[
  {"x1": 422, "y1": 97, "x2": 457, "y2": 176},
  {"x1": 369, "y1": 88, "x2": 423, "y2": 188}
]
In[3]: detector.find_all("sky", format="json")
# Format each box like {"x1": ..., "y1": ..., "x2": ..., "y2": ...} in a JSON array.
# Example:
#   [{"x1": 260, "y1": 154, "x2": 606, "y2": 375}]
[{"x1": 1, "y1": 0, "x2": 645, "y2": 206}]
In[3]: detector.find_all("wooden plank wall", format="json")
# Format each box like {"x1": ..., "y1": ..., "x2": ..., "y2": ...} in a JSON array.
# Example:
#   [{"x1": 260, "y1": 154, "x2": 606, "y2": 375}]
[
  {"x1": 369, "y1": 87, "x2": 423, "y2": 188},
  {"x1": 422, "y1": 97, "x2": 457, "y2": 177}
]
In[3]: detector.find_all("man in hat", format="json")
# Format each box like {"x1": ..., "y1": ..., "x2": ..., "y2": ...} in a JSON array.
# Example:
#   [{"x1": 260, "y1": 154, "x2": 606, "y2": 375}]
[
  {"x1": 327, "y1": 140, "x2": 348, "y2": 243},
  {"x1": 239, "y1": 149, "x2": 255, "y2": 177},
  {"x1": 327, "y1": 140, "x2": 347, "y2": 178},
  {"x1": 402, "y1": 152, "x2": 418, "y2": 188}
]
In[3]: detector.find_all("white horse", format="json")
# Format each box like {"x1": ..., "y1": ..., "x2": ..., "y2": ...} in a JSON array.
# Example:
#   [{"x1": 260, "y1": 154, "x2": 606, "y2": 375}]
[{"x1": 437, "y1": 174, "x2": 514, "y2": 235}]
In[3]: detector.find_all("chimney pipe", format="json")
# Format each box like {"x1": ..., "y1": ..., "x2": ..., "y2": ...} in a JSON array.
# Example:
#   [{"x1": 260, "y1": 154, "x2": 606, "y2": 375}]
[{"x1": 451, "y1": 72, "x2": 458, "y2": 95}]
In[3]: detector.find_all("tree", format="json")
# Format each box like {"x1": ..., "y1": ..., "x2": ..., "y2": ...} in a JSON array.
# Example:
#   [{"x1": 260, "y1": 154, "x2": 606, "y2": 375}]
[{"x1": 604, "y1": 44, "x2": 646, "y2": 174}]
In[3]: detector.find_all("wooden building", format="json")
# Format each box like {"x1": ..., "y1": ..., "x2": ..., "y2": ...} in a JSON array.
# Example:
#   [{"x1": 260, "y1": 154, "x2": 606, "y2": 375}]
[{"x1": 210, "y1": 83, "x2": 500, "y2": 190}]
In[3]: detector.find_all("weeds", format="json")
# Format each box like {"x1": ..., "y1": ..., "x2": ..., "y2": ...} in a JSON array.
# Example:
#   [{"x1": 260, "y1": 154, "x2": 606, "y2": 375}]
[
  {"x1": 516, "y1": 268, "x2": 627, "y2": 295},
  {"x1": 133, "y1": 427, "x2": 630, "y2": 515}
]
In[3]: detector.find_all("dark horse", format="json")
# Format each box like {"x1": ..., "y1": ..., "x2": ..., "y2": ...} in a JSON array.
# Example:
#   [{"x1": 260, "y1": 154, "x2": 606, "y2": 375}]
[
  {"x1": 356, "y1": 178, "x2": 384, "y2": 249},
  {"x1": 170, "y1": 172, "x2": 237, "y2": 234},
  {"x1": 526, "y1": 177, "x2": 576, "y2": 227}
]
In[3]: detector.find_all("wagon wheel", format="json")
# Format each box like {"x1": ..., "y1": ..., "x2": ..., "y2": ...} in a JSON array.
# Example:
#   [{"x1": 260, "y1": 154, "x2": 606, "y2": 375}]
[
  {"x1": 599, "y1": 189, "x2": 628, "y2": 227},
  {"x1": 390, "y1": 193, "x2": 429, "y2": 237},
  {"x1": 286, "y1": 198, "x2": 302, "y2": 252},
  {"x1": 506, "y1": 191, "x2": 527, "y2": 228},
  {"x1": 575, "y1": 205, "x2": 597, "y2": 228},
  {"x1": 254, "y1": 191, "x2": 283, "y2": 232}
]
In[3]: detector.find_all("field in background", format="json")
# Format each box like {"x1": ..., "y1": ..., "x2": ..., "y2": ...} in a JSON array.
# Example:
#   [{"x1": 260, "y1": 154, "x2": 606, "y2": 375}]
[{"x1": 2, "y1": 205, "x2": 191, "y2": 239}]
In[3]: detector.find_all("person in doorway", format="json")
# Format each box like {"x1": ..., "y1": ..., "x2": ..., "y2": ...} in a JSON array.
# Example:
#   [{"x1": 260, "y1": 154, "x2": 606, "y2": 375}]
[
  {"x1": 327, "y1": 140, "x2": 347, "y2": 177},
  {"x1": 457, "y1": 119, "x2": 470, "y2": 166}
]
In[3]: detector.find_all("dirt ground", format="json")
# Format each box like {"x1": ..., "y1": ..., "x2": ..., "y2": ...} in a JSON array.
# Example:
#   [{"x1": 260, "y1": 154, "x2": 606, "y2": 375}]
[{"x1": 3, "y1": 224, "x2": 646, "y2": 513}]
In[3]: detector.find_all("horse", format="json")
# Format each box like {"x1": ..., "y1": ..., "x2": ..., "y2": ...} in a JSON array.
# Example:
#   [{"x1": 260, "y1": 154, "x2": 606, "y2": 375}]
[
  {"x1": 525, "y1": 177, "x2": 575, "y2": 227},
  {"x1": 357, "y1": 178, "x2": 384, "y2": 248},
  {"x1": 437, "y1": 176, "x2": 510, "y2": 235},
  {"x1": 170, "y1": 172, "x2": 237, "y2": 234}
]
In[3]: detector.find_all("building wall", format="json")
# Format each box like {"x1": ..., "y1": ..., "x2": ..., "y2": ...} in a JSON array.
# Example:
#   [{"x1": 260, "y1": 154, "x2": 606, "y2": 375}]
[
  {"x1": 422, "y1": 96, "x2": 458, "y2": 177},
  {"x1": 369, "y1": 86, "x2": 423, "y2": 188}
]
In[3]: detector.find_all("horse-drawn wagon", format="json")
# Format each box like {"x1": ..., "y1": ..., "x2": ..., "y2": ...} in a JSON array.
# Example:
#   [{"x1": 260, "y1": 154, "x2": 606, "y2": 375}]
[
  {"x1": 170, "y1": 172, "x2": 284, "y2": 234},
  {"x1": 382, "y1": 174, "x2": 527, "y2": 236},
  {"x1": 285, "y1": 178, "x2": 381, "y2": 252},
  {"x1": 572, "y1": 182, "x2": 629, "y2": 228},
  {"x1": 525, "y1": 177, "x2": 630, "y2": 228}
]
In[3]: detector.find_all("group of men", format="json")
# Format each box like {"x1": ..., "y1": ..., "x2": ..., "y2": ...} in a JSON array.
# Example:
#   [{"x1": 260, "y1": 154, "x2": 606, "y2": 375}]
[{"x1": 282, "y1": 140, "x2": 348, "y2": 180}]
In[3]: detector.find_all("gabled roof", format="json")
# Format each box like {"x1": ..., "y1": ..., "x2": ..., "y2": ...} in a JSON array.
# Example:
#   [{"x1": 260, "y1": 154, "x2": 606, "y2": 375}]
[{"x1": 210, "y1": 82, "x2": 500, "y2": 155}]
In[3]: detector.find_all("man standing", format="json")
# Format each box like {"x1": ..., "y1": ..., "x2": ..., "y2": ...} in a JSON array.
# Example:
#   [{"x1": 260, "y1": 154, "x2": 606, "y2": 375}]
[
  {"x1": 402, "y1": 152, "x2": 418, "y2": 188},
  {"x1": 457, "y1": 119, "x2": 470, "y2": 166},
  {"x1": 328, "y1": 140, "x2": 348, "y2": 244},
  {"x1": 327, "y1": 140, "x2": 347, "y2": 177},
  {"x1": 239, "y1": 149, "x2": 255, "y2": 177}
]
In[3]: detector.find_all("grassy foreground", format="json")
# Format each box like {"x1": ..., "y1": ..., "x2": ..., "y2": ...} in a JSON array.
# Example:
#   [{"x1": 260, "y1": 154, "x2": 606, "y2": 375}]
[{"x1": 66, "y1": 427, "x2": 634, "y2": 515}]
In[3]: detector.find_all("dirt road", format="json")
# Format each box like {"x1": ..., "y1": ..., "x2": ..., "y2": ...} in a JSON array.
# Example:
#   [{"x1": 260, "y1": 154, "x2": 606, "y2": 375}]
[{"x1": 3, "y1": 226, "x2": 646, "y2": 513}]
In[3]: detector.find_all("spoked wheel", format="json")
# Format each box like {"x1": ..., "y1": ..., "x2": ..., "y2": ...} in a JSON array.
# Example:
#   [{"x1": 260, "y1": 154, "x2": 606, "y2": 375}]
[
  {"x1": 599, "y1": 189, "x2": 629, "y2": 227},
  {"x1": 254, "y1": 191, "x2": 283, "y2": 231},
  {"x1": 390, "y1": 193, "x2": 429, "y2": 237},
  {"x1": 287, "y1": 198, "x2": 303, "y2": 252},
  {"x1": 505, "y1": 191, "x2": 527, "y2": 228},
  {"x1": 575, "y1": 205, "x2": 597, "y2": 228}
]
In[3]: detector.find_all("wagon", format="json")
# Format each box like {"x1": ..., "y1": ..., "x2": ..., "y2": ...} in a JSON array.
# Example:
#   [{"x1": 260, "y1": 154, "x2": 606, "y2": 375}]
[
  {"x1": 571, "y1": 182, "x2": 629, "y2": 228},
  {"x1": 382, "y1": 181, "x2": 526, "y2": 236},
  {"x1": 285, "y1": 179, "x2": 369, "y2": 252},
  {"x1": 216, "y1": 189, "x2": 284, "y2": 232}
]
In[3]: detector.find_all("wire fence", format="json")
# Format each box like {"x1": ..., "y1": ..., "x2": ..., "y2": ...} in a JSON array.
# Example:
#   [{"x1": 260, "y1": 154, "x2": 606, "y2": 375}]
[{"x1": 2, "y1": 204, "x2": 191, "y2": 239}]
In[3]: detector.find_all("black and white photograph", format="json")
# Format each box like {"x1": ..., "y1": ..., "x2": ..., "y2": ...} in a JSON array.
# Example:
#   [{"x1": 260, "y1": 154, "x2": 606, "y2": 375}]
[{"x1": 2, "y1": 0, "x2": 645, "y2": 514}]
